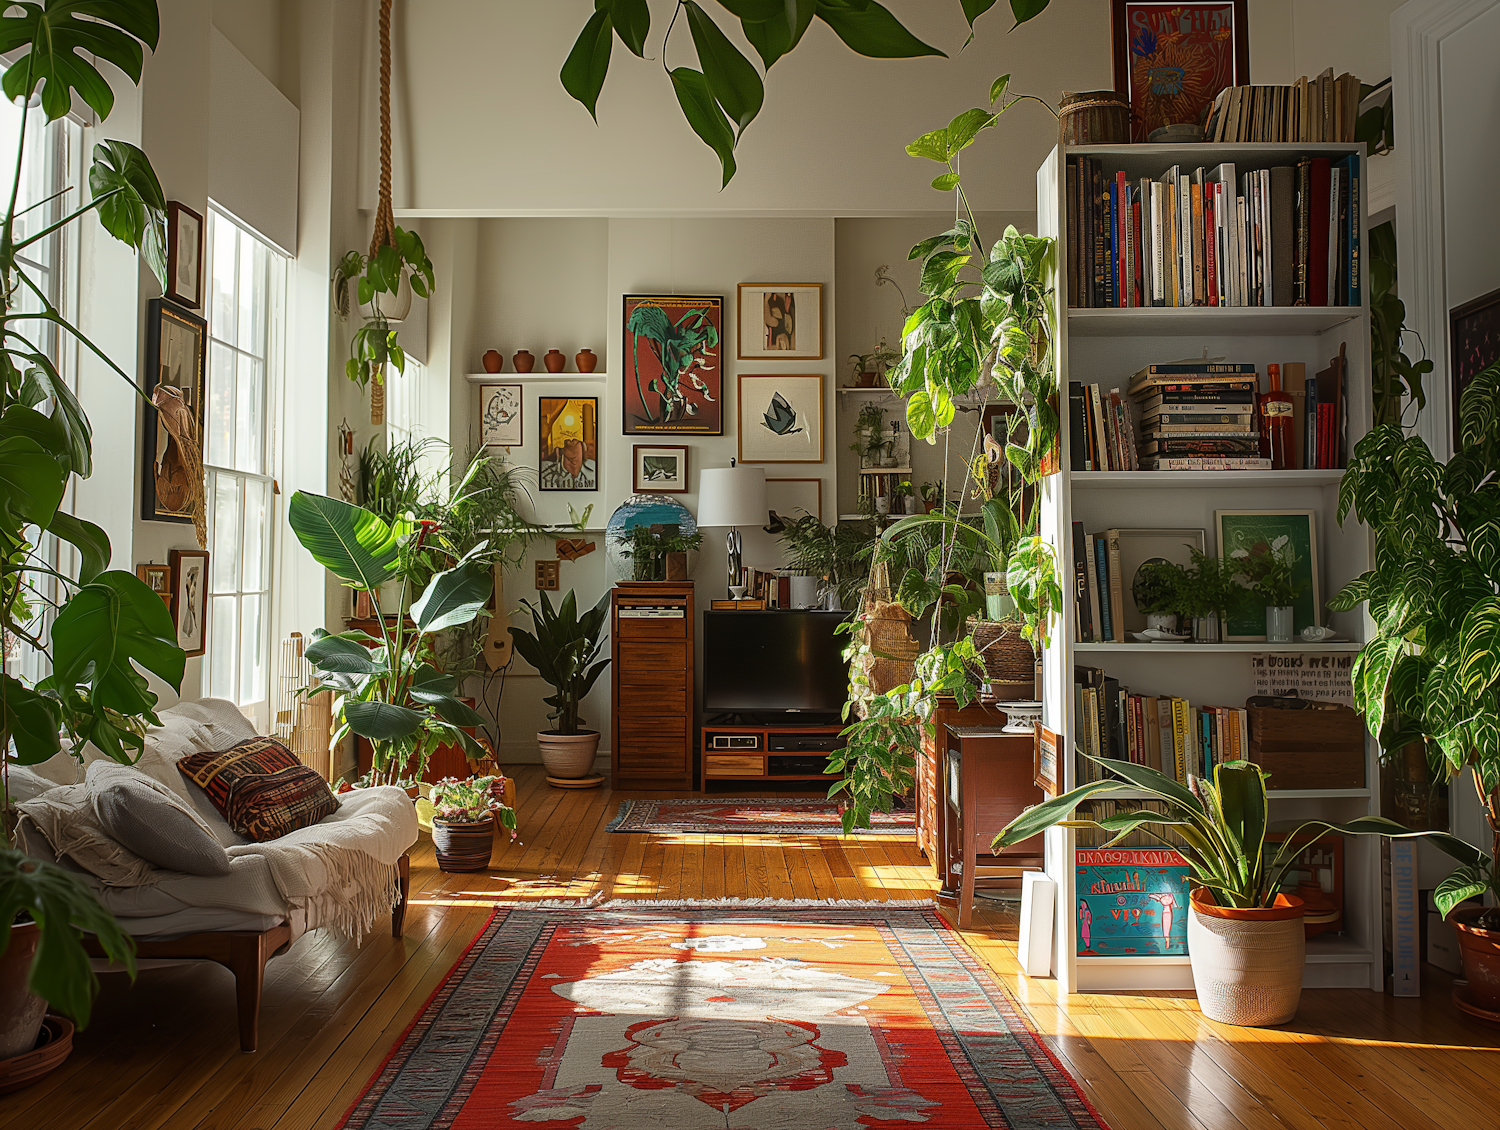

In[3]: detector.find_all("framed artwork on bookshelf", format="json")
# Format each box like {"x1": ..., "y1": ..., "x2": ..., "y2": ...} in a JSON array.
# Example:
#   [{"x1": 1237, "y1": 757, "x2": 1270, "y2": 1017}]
[
  {"x1": 1215, "y1": 509, "x2": 1319, "y2": 640},
  {"x1": 622, "y1": 294, "x2": 723, "y2": 435},
  {"x1": 1450, "y1": 285, "x2": 1500, "y2": 446},
  {"x1": 736, "y1": 283, "x2": 824, "y2": 360},
  {"x1": 765, "y1": 478, "x2": 822, "y2": 524},
  {"x1": 1035, "y1": 726, "x2": 1059, "y2": 796},
  {"x1": 1075, "y1": 847, "x2": 1190, "y2": 956},
  {"x1": 1110, "y1": 1, "x2": 1249, "y2": 144},
  {"x1": 737, "y1": 374, "x2": 824, "y2": 463}
]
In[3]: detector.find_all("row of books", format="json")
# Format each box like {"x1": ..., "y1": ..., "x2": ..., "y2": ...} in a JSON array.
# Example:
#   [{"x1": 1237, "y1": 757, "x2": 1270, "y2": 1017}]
[
  {"x1": 1075, "y1": 666, "x2": 1251, "y2": 785},
  {"x1": 1072, "y1": 799, "x2": 1172, "y2": 848},
  {"x1": 1071, "y1": 526, "x2": 1126, "y2": 644},
  {"x1": 1065, "y1": 156, "x2": 1360, "y2": 310},
  {"x1": 1067, "y1": 382, "x2": 1141, "y2": 471},
  {"x1": 1205, "y1": 70, "x2": 1363, "y2": 145}
]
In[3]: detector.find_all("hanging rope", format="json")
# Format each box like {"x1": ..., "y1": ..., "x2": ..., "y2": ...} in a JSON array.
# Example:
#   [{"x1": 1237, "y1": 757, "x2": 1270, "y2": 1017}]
[{"x1": 368, "y1": 0, "x2": 396, "y2": 259}]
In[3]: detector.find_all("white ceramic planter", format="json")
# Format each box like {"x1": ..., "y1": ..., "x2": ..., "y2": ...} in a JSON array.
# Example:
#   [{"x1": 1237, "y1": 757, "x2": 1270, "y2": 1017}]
[
  {"x1": 357, "y1": 270, "x2": 412, "y2": 323},
  {"x1": 1187, "y1": 890, "x2": 1305, "y2": 1026},
  {"x1": 788, "y1": 575, "x2": 820, "y2": 609},
  {"x1": 538, "y1": 730, "x2": 600, "y2": 780}
]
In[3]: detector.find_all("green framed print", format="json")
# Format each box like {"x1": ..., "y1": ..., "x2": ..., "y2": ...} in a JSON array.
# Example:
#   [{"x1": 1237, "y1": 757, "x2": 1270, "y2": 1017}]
[{"x1": 1215, "y1": 509, "x2": 1319, "y2": 640}]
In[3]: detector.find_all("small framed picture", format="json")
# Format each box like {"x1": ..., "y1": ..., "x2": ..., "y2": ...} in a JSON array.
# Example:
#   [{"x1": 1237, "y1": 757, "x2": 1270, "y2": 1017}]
[
  {"x1": 1215, "y1": 509, "x2": 1319, "y2": 640},
  {"x1": 166, "y1": 201, "x2": 204, "y2": 309},
  {"x1": 737, "y1": 374, "x2": 824, "y2": 464},
  {"x1": 538, "y1": 397, "x2": 598, "y2": 491},
  {"x1": 480, "y1": 383, "x2": 522, "y2": 447},
  {"x1": 142, "y1": 299, "x2": 208, "y2": 525},
  {"x1": 1451, "y1": 285, "x2": 1500, "y2": 447},
  {"x1": 136, "y1": 563, "x2": 173, "y2": 608},
  {"x1": 168, "y1": 548, "x2": 210, "y2": 657},
  {"x1": 633, "y1": 444, "x2": 689, "y2": 493},
  {"x1": 765, "y1": 478, "x2": 822, "y2": 523},
  {"x1": 737, "y1": 284, "x2": 824, "y2": 361},
  {"x1": 1035, "y1": 725, "x2": 1060, "y2": 797}
]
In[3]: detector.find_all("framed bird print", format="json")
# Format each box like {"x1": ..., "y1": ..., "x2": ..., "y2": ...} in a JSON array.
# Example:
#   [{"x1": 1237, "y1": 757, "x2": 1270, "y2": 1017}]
[
  {"x1": 168, "y1": 548, "x2": 209, "y2": 657},
  {"x1": 737, "y1": 374, "x2": 824, "y2": 464},
  {"x1": 623, "y1": 294, "x2": 723, "y2": 435},
  {"x1": 736, "y1": 283, "x2": 823, "y2": 361},
  {"x1": 141, "y1": 299, "x2": 208, "y2": 526}
]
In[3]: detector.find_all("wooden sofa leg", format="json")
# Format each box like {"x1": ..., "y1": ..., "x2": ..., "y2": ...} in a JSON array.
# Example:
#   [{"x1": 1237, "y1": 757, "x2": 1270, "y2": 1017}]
[
  {"x1": 228, "y1": 932, "x2": 274, "y2": 1053},
  {"x1": 393, "y1": 852, "x2": 411, "y2": 938}
]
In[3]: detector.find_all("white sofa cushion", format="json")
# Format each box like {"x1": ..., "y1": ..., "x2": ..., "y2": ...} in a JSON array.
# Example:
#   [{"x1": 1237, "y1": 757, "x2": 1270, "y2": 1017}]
[{"x1": 88, "y1": 762, "x2": 232, "y2": 877}]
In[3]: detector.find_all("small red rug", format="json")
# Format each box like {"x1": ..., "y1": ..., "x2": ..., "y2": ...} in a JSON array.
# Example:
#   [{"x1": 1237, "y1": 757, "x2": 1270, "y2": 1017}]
[
  {"x1": 605, "y1": 797, "x2": 916, "y2": 836},
  {"x1": 339, "y1": 903, "x2": 1110, "y2": 1129}
]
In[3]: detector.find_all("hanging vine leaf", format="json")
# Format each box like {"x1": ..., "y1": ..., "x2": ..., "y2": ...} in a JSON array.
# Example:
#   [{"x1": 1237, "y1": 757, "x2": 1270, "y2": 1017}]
[
  {"x1": 561, "y1": 8, "x2": 614, "y2": 122},
  {"x1": 669, "y1": 67, "x2": 737, "y2": 188},
  {"x1": 685, "y1": 2, "x2": 764, "y2": 137}
]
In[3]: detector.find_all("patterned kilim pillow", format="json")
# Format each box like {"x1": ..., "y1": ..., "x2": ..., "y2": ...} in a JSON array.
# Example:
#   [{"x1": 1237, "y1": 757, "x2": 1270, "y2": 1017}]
[{"x1": 177, "y1": 736, "x2": 339, "y2": 842}]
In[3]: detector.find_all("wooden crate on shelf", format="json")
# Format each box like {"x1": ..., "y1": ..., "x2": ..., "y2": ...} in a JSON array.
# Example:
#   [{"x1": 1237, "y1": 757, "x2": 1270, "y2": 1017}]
[{"x1": 1248, "y1": 704, "x2": 1365, "y2": 790}]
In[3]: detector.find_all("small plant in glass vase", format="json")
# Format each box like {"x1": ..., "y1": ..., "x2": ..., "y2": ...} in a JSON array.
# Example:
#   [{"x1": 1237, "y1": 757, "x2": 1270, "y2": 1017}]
[
  {"x1": 1233, "y1": 540, "x2": 1305, "y2": 643},
  {"x1": 1174, "y1": 548, "x2": 1251, "y2": 643}
]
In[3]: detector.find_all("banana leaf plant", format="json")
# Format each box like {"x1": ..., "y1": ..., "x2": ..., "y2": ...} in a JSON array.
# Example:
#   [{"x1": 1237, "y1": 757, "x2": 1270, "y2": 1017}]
[
  {"x1": 288, "y1": 493, "x2": 490, "y2": 786},
  {"x1": 508, "y1": 590, "x2": 611, "y2": 736},
  {"x1": 993, "y1": 756, "x2": 1472, "y2": 909}
]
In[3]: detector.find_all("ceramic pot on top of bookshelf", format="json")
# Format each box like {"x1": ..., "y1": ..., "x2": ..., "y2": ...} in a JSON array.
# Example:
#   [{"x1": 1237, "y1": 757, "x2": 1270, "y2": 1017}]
[
  {"x1": 1265, "y1": 606, "x2": 1294, "y2": 643},
  {"x1": 513, "y1": 349, "x2": 535, "y2": 373},
  {"x1": 575, "y1": 348, "x2": 598, "y2": 373},
  {"x1": 544, "y1": 349, "x2": 567, "y2": 373}
]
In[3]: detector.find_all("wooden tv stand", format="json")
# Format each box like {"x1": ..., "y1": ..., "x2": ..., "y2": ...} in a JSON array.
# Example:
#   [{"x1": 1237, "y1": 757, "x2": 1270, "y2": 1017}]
[{"x1": 700, "y1": 723, "x2": 845, "y2": 792}]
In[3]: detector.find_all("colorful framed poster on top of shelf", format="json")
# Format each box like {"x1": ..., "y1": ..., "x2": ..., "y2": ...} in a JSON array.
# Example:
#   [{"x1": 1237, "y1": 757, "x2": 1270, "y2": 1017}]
[
  {"x1": 1215, "y1": 509, "x2": 1319, "y2": 640},
  {"x1": 623, "y1": 294, "x2": 723, "y2": 436},
  {"x1": 1450, "y1": 285, "x2": 1500, "y2": 448},
  {"x1": 1110, "y1": 1, "x2": 1248, "y2": 144},
  {"x1": 1076, "y1": 848, "x2": 1190, "y2": 956}
]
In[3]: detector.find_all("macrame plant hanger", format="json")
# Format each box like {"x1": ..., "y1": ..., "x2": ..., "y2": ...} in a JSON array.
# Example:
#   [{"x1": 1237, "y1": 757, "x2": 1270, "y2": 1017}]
[{"x1": 367, "y1": 0, "x2": 396, "y2": 425}]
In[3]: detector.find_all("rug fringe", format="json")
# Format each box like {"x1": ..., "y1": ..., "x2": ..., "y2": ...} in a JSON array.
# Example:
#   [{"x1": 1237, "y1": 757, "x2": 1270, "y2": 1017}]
[{"x1": 485, "y1": 896, "x2": 936, "y2": 910}]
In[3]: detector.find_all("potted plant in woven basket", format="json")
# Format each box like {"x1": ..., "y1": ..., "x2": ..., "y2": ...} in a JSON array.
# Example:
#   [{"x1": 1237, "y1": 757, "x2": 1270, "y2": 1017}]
[{"x1": 428, "y1": 777, "x2": 516, "y2": 872}]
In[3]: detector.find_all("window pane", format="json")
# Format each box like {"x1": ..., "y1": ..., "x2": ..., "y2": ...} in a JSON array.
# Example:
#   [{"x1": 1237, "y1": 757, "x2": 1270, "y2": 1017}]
[
  {"x1": 249, "y1": 240, "x2": 270, "y2": 358},
  {"x1": 239, "y1": 593, "x2": 266, "y2": 705},
  {"x1": 237, "y1": 228, "x2": 257, "y2": 351},
  {"x1": 209, "y1": 596, "x2": 238, "y2": 699},
  {"x1": 242, "y1": 477, "x2": 269, "y2": 592},
  {"x1": 207, "y1": 342, "x2": 235, "y2": 466},
  {"x1": 211, "y1": 472, "x2": 241, "y2": 593},
  {"x1": 235, "y1": 353, "x2": 263, "y2": 474},
  {"x1": 211, "y1": 216, "x2": 237, "y2": 347}
]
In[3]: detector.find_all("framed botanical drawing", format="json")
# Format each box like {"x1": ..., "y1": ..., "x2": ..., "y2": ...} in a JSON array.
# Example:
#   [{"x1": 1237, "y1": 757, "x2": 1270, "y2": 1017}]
[
  {"x1": 622, "y1": 294, "x2": 722, "y2": 435},
  {"x1": 736, "y1": 283, "x2": 824, "y2": 361},
  {"x1": 166, "y1": 201, "x2": 204, "y2": 309},
  {"x1": 480, "y1": 383, "x2": 522, "y2": 447},
  {"x1": 632, "y1": 444, "x2": 689, "y2": 493},
  {"x1": 1215, "y1": 509, "x2": 1319, "y2": 640},
  {"x1": 765, "y1": 478, "x2": 822, "y2": 524},
  {"x1": 737, "y1": 374, "x2": 824, "y2": 464},
  {"x1": 1451, "y1": 286, "x2": 1500, "y2": 446},
  {"x1": 1111, "y1": 1, "x2": 1248, "y2": 143},
  {"x1": 168, "y1": 548, "x2": 209, "y2": 657},
  {"x1": 538, "y1": 397, "x2": 598, "y2": 491},
  {"x1": 141, "y1": 299, "x2": 208, "y2": 526}
]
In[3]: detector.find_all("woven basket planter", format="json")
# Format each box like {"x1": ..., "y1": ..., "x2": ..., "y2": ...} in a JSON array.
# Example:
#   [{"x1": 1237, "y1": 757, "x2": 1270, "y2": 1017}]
[
  {"x1": 1187, "y1": 889, "x2": 1306, "y2": 1026},
  {"x1": 966, "y1": 617, "x2": 1036, "y2": 700},
  {"x1": 1059, "y1": 90, "x2": 1130, "y2": 144},
  {"x1": 432, "y1": 816, "x2": 495, "y2": 873},
  {"x1": 865, "y1": 599, "x2": 920, "y2": 696}
]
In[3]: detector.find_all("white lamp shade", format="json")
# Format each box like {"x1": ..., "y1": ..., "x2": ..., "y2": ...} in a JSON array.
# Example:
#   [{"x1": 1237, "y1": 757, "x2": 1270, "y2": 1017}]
[{"x1": 697, "y1": 464, "x2": 767, "y2": 527}]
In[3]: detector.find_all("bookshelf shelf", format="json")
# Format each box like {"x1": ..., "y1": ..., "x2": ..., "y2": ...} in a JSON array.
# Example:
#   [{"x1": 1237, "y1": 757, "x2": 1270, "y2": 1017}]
[
  {"x1": 1071, "y1": 469, "x2": 1345, "y2": 488},
  {"x1": 1091, "y1": 785, "x2": 1371, "y2": 800},
  {"x1": 1073, "y1": 641, "x2": 1363, "y2": 654},
  {"x1": 1067, "y1": 306, "x2": 1363, "y2": 338}
]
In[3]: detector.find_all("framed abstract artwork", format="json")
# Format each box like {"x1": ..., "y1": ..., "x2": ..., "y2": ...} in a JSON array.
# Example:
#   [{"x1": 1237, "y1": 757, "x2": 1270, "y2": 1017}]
[
  {"x1": 765, "y1": 478, "x2": 823, "y2": 524},
  {"x1": 480, "y1": 383, "x2": 522, "y2": 447},
  {"x1": 538, "y1": 397, "x2": 598, "y2": 491},
  {"x1": 623, "y1": 294, "x2": 723, "y2": 435},
  {"x1": 1451, "y1": 286, "x2": 1500, "y2": 446},
  {"x1": 168, "y1": 548, "x2": 209, "y2": 657},
  {"x1": 632, "y1": 444, "x2": 689, "y2": 493},
  {"x1": 1215, "y1": 509, "x2": 1319, "y2": 640},
  {"x1": 1111, "y1": 1, "x2": 1248, "y2": 143},
  {"x1": 166, "y1": 201, "x2": 203, "y2": 309},
  {"x1": 141, "y1": 299, "x2": 208, "y2": 525},
  {"x1": 736, "y1": 283, "x2": 824, "y2": 361},
  {"x1": 737, "y1": 374, "x2": 824, "y2": 464}
]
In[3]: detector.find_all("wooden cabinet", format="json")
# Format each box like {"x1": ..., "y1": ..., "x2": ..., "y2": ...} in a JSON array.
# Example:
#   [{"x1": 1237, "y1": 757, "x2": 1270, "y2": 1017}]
[
  {"x1": 700, "y1": 724, "x2": 845, "y2": 790},
  {"x1": 611, "y1": 582, "x2": 694, "y2": 789}
]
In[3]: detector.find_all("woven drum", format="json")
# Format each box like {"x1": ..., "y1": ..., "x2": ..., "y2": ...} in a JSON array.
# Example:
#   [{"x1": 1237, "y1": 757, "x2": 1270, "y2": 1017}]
[
  {"x1": 967, "y1": 617, "x2": 1035, "y2": 700},
  {"x1": 865, "y1": 600, "x2": 920, "y2": 696},
  {"x1": 432, "y1": 817, "x2": 494, "y2": 872},
  {"x1": 1059, "y1": 90, "x2": 1130, "y2": 145}
]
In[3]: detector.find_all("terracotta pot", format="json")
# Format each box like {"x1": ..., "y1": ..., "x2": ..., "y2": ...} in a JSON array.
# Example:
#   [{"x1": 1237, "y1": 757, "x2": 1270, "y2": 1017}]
[
  {"x1": 0, "y1": 923, "x2": 47, "y2": 1061},
  {"x1": 544, "y1": 349, "x2": 566, "y2": 373},
  {"x1": 575, "y1": 348, "x2": 598, "y2": 373},
  {"x1": 512, "y1": 349, "x2": 535, "y2": 373},
  {"x1": 431, "y1": 816, "x2": 495, "y2": 872},
  {"x1": 0, "y1": 1015, "x2": 73, "y2": 1095},
  {"x1": 481, "y1": 349, "x2": 503, "y2": 374},
  {"x1": 1187, "y1": 888, "x2": 1306, "y2": 1026},
  {"x1": 1450, "y1": 906, "x2": 1500, "y2": 1011},
  {"x1": 538, "y1": 730, "x2": 601, "y2": 780}
]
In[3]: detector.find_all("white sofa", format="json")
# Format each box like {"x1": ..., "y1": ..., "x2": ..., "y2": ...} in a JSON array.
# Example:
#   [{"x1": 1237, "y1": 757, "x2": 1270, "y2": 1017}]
[{"x1": 10, "y1": 698, "x2": 418, "y2": 1051}]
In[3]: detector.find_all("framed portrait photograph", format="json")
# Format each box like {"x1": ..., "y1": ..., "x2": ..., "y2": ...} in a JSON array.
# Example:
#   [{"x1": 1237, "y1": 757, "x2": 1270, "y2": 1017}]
[
  {"x1": 480, "y1": 383, "x2": 522, "y2": 447},
  {"x1": 1215, "y1": 509, "x2": 1319, "y2": 640},
  {"x1": 737, "y1": 283, "x2": 824, "y2": 361},
  {"x1": 623, "y1": 294, "x2": 722, "y2": 435},
  {"x1": 166, "y1": 201, "x2": 204, "y2": 309},
  {"x1": 1451, "y1": 286, "x2": 1500, "y2": 447},
  {"x1": 1111, "y1": 1, "x2": 1248, "y2": 143},
  {"x1": 141, "y1": 299, "x2": 208, "y2": 525},
  {"x1": 737, "y1": 374, "x2": 824, "y2": 464},
  {"x1": 633, "y1": 444, "x2": 689, "y2": 493},
  {"x1": 765, "y1": 478, "x2": 823, "y2": 525},
  {"x1": 168, "y1": 548, "x2": 210, "y2": 657},
  {"x1": 539, "y1": 397, "x2": 598, "y2": 491}
]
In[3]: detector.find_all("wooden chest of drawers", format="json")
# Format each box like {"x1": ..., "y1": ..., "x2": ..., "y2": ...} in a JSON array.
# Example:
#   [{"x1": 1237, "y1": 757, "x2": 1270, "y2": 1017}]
[{"x1": 611, "y1": 582, "x2": 694, "y2": 789}]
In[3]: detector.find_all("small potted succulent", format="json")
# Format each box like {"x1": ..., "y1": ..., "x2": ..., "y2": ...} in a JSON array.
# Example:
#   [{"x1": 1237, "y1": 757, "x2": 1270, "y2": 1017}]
[{"x1": 428, "y1": 776, "x2": 517, "y2": 872}]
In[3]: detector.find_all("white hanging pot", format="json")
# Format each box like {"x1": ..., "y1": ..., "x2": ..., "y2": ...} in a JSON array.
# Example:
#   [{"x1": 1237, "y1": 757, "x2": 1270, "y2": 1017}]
[{"x1": 357, "y1": 269, "x2": 412, "y2": 324}]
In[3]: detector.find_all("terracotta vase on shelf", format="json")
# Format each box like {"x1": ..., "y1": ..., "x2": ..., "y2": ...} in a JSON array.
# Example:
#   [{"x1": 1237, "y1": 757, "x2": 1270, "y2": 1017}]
[
  {"x1": 512, "y1": 350, "x2": 535, "y2": 373},
  {"x1": 544, "y1": 349, "x2": 566, "y2": 373},
  {"x1": 481, "y1": 349, "x2": 503, "y2": 374},
  {"x1": 575, "y1": 348, "x2": 598, "y2": 373}
]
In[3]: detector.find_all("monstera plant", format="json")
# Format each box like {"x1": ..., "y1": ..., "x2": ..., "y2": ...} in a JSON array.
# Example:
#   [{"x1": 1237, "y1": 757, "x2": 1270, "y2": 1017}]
[{"x1": 625, "y1": 302, "x2": 721, "y2": 428}]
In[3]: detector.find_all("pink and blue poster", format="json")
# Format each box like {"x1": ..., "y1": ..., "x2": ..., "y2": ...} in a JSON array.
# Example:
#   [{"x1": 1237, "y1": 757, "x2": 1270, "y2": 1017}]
[{"x1": 1076, "y1": 848, "x2": 1191, "y2": 956}]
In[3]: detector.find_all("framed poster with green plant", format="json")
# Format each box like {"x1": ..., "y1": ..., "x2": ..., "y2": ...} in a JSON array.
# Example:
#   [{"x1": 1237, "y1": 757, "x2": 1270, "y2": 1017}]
[{"x1": 1215, "y1": 510, "x2": 1319, "y2": 640}]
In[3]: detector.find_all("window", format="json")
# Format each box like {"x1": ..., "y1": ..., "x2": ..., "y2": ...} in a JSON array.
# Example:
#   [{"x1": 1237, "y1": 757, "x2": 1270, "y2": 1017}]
[{"x1": 203, "y1": 207, "x2": 287, "y2": 715}]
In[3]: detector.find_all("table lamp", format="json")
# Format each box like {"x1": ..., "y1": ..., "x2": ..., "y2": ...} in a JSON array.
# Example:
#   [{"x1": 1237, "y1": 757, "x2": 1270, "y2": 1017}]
[{"x1": 697, "y1": 460, "x2": 766, "y2": 598}]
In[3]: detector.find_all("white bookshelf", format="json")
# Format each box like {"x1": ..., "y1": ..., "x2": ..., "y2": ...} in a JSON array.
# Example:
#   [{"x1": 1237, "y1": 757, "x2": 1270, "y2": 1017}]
[{"x1": 1034, "y1": 141, "x2": 1378, "y2": 994}]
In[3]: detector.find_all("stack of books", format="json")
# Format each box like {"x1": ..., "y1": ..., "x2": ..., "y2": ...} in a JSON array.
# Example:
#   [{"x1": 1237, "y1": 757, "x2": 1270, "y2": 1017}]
[
  {"x1": 1205, "y1": 70, "x2": 1363, "y2": 144},
  {"x1": 1129, "y1": 363, "x2": 1267, "y2": 470},
  {"x1": 1065, "y1": 156, "x2": 1360, "y2": 309},
  {"x1": 1075, "y1": 666, "x2": 1251, "y2": 785},
  {"x1": 1066, "y1": 383, "x2": 1140, "y2": 471}
]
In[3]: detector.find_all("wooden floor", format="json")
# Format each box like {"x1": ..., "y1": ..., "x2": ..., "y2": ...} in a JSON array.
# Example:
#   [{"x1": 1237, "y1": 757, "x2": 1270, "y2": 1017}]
[{"x1": 6, "y1": 764, "x2": 1500, "y2": 1129}]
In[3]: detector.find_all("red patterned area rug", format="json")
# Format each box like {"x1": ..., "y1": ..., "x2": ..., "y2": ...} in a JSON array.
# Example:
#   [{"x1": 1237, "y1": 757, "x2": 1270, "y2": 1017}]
[
  {"x1": 605, "y1": 797, "x2": 916, "y2": 836},
  {"x1": 339, "y1": 903, "x2": 1110, "y2": 1130}
]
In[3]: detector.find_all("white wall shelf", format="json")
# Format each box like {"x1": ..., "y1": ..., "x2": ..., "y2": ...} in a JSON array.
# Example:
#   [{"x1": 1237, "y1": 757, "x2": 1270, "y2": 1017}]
[
  {"x1": 1074, "y1": 641, "x2": 1363, "y2": 654},
  {"x1": 1067, "y1": 305, "x2": 1363, "y2": 338},
  {"x1": 836, "y1": 387, "x2": 898, "y2": 397},
  {"x1": 1072, "y1": 470, "x2": 1346, "y2": 488},
  {"x1": 464, "y1": 372, "x2": 607, "y2": 383}
]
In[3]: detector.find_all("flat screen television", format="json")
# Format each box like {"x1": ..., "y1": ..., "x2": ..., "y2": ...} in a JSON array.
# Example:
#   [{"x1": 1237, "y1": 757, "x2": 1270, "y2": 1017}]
[{"x1": 702, "y1": 610, "x2": 850, "y2": 714}]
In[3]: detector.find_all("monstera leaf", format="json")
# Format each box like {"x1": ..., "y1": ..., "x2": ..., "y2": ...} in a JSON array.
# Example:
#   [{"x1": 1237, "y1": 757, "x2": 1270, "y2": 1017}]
[
  {"x1": 88, "y1": 140, "x2": 169, "y2": 290},
  {"x1": 0, "y1": 0, "x2": 159, "y2": 122}
]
